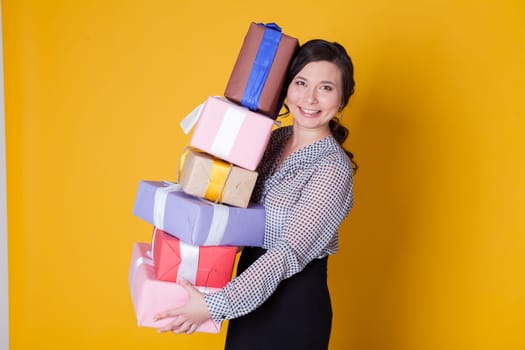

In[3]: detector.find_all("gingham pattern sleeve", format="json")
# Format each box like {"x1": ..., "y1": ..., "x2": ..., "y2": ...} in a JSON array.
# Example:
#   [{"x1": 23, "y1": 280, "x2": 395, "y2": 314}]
[{"x1": 204, "y1": 129, "x2": 354, "y2": 321}]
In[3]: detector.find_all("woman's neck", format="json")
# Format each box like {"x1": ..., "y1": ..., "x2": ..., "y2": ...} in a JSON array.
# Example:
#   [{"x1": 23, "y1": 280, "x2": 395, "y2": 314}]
[
  {"x1": 289, "y1": 123, "x2": 331, "y2": 150},
  {"x1": 276, "y1": 124, "x2": 330, "y2": 168}
]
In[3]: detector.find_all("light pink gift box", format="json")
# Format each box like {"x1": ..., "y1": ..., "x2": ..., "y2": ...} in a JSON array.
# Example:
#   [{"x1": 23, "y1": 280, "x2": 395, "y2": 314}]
[
  {"x1": 187, "y1": 96, "x2": 274, "y2": 171},
  {"x1": 128, "y1": 242, "x2": 222, "y2": 333}
]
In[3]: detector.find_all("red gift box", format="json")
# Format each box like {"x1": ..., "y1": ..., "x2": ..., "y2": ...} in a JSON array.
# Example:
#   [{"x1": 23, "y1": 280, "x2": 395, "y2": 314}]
[{"x1": 152, "y1": 227, "x2": 238, "y2": 288}]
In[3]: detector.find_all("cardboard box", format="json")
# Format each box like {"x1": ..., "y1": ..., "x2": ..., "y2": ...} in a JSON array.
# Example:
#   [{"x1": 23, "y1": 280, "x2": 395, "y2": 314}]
[
  {"x1": 133, "y1": 180, "x2": 265, "y2": 246},
  {"x1": 128, "y1": 242, "x2": 222, "y2": 333},
  {"x1": 179, "y1": 148, "x2": 258, "y2": 208},
  {"x1": 225, "y1": 22, "x2": 299, "y2": 118},
  {"x1": 152, "y1": 227, "x2": 237, "y2": 288},
  {"x1": 187, "y1": 96, "x2": 273, "y2": 171}
]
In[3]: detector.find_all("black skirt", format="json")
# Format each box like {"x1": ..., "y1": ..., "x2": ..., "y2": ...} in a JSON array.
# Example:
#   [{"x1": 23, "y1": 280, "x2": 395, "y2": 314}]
[{"x1": 225, "y1": 247, "x2": 332, "y2": 350}]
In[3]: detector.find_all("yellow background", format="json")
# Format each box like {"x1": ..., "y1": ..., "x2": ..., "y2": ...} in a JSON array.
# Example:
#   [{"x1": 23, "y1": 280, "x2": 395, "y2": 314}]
[{"x1": 3, "y1": 1, "x2": 524, "y2": 349}]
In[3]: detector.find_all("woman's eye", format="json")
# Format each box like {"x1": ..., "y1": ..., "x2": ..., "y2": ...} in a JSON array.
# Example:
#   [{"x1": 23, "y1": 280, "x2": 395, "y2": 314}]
[
  {"x1": 320, "y1": 85, "x2": 333, "y2": 91},
  {"x1": 295, "y1": 80, "x2": 306, "y2": 86}
]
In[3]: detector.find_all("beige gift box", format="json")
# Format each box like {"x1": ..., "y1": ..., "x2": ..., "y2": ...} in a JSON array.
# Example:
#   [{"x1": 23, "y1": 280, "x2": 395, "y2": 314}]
[{"x1": 179, "y1": 149, "x2": 258, "y2": 208}]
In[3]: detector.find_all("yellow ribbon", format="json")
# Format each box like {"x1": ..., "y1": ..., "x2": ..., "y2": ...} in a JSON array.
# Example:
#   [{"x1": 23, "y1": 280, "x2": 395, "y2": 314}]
[{"x1": 177, "y1": 147, "x2": 232, "y2": 203}]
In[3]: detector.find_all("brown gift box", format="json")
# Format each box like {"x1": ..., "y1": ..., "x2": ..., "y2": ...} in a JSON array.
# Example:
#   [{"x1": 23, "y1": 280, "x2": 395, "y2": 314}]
[
  {"x1": 179, "y1": 149, "x2": 258, "y2": 208},
  {"x1": 224, "y1": 22, "x2": 299, "y2": 118}
]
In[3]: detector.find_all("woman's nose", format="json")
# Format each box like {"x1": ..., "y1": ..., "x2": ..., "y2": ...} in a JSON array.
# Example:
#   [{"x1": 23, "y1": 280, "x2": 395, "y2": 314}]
[{"x1": 306, "y1": 88, "x2": 318, "y2": 104}]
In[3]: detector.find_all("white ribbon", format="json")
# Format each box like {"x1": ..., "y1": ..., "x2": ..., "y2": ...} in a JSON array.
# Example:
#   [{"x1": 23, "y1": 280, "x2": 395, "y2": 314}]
[
  {"x1": 177, "y1": 241, "x2": 200, "y2": 285},
  {"x1": 152, "y1": 227, "x2": 202, "y2": 286},
  {"x1": 210, "y1": 105, "x2": 246, "y2": 160},
  {"x1": 152, "y1": 181, "x2": 229, "y2": 247},
  {"x1": 130, "y1": 254, "x2": 154, "y2": 301},
  {"x1": 203, "y1": 201, "x2": 230, "y2": 245},
  {"x1": 153, "y1": 182, "x2": 182, "y2": 230},
  {"x1": 180, "y1": 102, "x2": 205, "y2": 135},
  {"x1": 180, "y1": 96, "x2": 228, "y2": 134},
  {"x1": 151, "y1": 227, "x2": 199, "y2": 285},
  {"x1": 180, "y1": 96, "x2": 281, "y2": 136}
]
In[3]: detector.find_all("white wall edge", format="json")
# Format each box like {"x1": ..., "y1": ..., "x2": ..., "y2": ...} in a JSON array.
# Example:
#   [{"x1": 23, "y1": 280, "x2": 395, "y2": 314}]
[{"x1": 0, "y1": 1, "x2": 9, "y2": 348}]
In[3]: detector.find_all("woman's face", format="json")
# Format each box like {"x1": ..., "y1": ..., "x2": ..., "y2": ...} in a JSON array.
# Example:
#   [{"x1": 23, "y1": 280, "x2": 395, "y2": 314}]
[{"x1": 286, "y1": 60, "x2": 343, "y2": 132}]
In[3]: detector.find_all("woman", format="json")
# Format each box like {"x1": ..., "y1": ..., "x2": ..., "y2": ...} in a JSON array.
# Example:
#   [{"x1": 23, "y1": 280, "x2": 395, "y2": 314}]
[{"x1": 155, "y1": 39, "x2": 356, "y2": 349}]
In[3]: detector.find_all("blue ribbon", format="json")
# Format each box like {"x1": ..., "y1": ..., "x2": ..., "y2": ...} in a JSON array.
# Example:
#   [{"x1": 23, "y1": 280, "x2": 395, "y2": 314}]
[{"x1": 241, "y1": 23, "x2": 283, "y2": 112}]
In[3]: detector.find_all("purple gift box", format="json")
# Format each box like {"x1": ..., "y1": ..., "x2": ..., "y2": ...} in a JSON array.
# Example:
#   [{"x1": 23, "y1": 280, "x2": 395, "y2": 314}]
[{"x1": 133, "y1": 180, "x2": 265, "y2": 247}]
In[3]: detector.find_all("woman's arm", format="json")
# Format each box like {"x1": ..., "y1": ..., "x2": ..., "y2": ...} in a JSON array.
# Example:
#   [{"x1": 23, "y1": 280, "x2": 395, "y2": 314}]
[{"x1": 206, "y1": 156, "x2": 353, "y2": 321}]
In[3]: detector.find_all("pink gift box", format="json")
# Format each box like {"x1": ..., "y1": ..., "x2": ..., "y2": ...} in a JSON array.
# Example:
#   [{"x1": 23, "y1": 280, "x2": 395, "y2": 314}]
[
  {"x1": 152, "y1": 227, "x2": 237, "y2": 288},
  {"x1": 128, "y1": 242, "x2": 222, "y2": 333},
  {"x1": 188, "y1": 96, "x2": 274, "y2": 171}
]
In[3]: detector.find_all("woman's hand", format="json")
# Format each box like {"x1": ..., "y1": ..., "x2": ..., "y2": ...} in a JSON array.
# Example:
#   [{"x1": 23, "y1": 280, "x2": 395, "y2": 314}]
[{"x1": 154, "y1": 278, "x2": 212, "y2": 335}]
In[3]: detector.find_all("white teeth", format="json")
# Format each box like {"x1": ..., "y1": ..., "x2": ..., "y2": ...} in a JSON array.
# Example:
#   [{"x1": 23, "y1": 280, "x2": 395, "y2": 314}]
[{"x1": 301, "y1": 107, "x2": 320, "y2": 114}]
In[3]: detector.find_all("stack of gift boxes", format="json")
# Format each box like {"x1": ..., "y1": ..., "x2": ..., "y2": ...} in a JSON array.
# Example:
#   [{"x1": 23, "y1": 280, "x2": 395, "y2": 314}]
[{"x1": 128, "y1": 22, "x2": 298, "y2": 333}]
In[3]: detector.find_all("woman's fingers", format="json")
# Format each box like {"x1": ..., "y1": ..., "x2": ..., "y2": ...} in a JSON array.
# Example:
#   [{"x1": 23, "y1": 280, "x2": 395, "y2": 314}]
[
  {"x1": 158, "y1": 318, "x2": 198, "y2": 334},
  {"x1": 186, "y1": 323, "x2": 198, "y2": 334},
  {"x1": 153, "y1": 280, "x2": 209, "y2": 335},
  {"x1": 157, "y1": 315, "x2": 186, "y2": 333},
  {"x1": 179, "y1": 278, "x2": 196, "y2": 294},
  {"x1": 154, "y1": 308, "x2": 176, "y2": 321},
  {"x1": 171, "y1": 321, "x2": 194, "y2": 334}
]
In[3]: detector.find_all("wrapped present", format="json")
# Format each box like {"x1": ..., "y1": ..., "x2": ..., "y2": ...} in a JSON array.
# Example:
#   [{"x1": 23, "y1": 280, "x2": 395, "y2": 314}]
[
  {"x1": 128, "y1": 242, "x2": 222, "y2": 333},
  {"x1": 179, "y1": 148, "x2": 258, "y2": 208},
  {"x1": 152, "y1": 227, "x2": 237, "y2": 288},
  {"x1": 133, "y1": 180, "x2": 265, "y2": 246},
  {"x1": 180, "y1": 96, "x2": 273, "y2": 171},
  {"x1": 224, "y1": 22, "x2": 299, "y2": 118}
]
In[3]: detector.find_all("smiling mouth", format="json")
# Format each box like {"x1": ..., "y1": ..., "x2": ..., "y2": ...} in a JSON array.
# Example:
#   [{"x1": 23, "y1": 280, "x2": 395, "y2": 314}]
[{"x1": 299, "y1": 106, "x2": 321, "y2": 115}]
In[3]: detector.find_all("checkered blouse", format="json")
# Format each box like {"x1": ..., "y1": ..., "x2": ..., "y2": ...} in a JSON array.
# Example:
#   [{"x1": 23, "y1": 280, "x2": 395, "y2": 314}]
[{"x1": 204, "y1": 125, "x2": 354, "y2": 321}]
